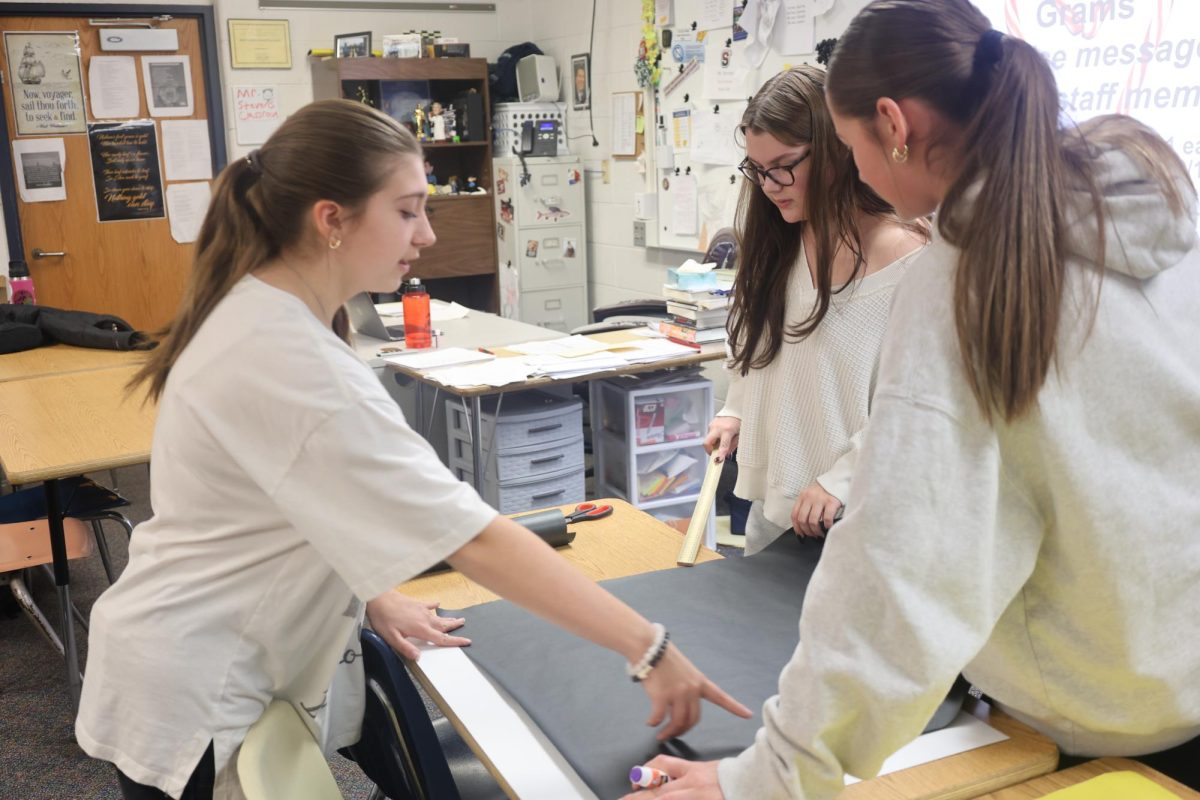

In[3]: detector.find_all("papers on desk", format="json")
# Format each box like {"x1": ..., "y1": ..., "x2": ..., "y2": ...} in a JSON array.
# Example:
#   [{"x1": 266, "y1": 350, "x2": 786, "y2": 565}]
[
  {"x1": 381, "y1": 347, "x2": 492, "y2": 371},
  {"x1": 374, "y1": 300, "x2": 471, "y2": 322},
  {"x1": 844, "y1": 710, "x2": 1009, "y2": 785},
  {"x1": 608, "y1": 337, "x2": 699, "y2": 363},
  {"x1": 503, "y1": 335, "x2": 616, "y2": 358},
  {"x1": 424, "y1": 358, "x2": 534, "y2": 389}
]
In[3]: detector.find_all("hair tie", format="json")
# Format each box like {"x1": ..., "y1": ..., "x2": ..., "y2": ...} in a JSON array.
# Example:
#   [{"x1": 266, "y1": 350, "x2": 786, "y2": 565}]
[
  {"x1": 245, "y1": 149, "x2": 264, "y2": 176},
  {"x1": 975, "y1": 29, "x2": 1005, "y2": 71}
]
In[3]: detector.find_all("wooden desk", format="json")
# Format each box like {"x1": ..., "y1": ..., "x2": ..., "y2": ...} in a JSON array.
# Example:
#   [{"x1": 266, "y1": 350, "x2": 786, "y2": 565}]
[
  {"x1": 0, "y1": 365, "x2": 156, "y2": 706},
  {"x1": 399, "y1": 498, "x2": 721, "y2": 609},
  {"x1": 981, "y1": 757, "x2": 1200, "y2": 798},
  {"x1": 399, "y1": 502, "x2": 1057, "y2": 799},
  {"x1": 0, "y1": 344, "x2": 145, "y2": 383}
]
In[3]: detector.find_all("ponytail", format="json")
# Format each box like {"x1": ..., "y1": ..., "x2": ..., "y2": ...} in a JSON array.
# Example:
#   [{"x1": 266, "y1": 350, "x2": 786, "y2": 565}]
[
  {"x1": 826, "y1": 0, "x2": 1103, "y2": 422},
  {"x1": 130, "y1": 99, "x2": 421, "y2": 402}
]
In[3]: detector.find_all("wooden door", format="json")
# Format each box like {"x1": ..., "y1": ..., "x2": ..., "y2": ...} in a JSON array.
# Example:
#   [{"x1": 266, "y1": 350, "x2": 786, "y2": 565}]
[{"x1": 0, "y1": 13, "x2": 216, "y2": 331}]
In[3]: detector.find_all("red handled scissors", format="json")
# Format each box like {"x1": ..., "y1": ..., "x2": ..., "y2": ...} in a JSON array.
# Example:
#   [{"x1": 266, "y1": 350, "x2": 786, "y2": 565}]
[{"x1": 565, "y1": 502, "x2": 613, "y2": 523}]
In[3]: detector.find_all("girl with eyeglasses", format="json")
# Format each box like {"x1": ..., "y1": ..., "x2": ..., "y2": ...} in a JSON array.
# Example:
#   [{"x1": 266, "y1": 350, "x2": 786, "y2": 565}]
[{"x1": 704, "y1": 65, "x2": 926, "y2": 552}]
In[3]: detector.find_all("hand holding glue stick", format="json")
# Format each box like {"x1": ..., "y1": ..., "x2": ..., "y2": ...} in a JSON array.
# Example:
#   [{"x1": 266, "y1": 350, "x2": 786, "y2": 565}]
[
  {"x1": 620, "y1": 756, "x2": 724, "y2": 798},
  {"x1": 630, "y1": 764, "x2": 670, "y2": 789}
]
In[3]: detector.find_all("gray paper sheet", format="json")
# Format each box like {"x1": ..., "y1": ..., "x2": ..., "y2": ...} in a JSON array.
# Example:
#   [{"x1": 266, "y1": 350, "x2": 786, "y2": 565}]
[{"x1": 455, "y1": 534, "x2": 823, "y2": 799}]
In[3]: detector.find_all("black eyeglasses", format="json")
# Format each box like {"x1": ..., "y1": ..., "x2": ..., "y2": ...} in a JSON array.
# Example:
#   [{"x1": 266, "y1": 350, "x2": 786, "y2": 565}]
[{"x1": 738, "y1": 151, "x2": 811, "y2": 187}]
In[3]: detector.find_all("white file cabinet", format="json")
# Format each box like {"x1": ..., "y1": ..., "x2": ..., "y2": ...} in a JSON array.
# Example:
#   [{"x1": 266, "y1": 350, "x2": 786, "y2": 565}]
[
  {"x1": 494, "y1": 155, "x2": 589, "y2": 332},
  {"x1": 447, "y1": 390, "x2": 586, "y2": 514},
  {"x1": 590, "y1": 374, "x2": 716, "y2": 548}
]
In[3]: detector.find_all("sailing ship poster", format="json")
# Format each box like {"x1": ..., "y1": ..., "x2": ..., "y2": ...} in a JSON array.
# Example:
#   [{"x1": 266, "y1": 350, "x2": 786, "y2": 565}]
[{"x1": 4, "y1": 32, "x2": 86, "y2": 136}]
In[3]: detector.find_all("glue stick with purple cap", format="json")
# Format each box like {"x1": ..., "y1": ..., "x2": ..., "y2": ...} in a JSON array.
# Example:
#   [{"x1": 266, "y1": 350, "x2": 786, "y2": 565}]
[{"x1": 629, "y1": 764, "x2": 671, "y2": 789}]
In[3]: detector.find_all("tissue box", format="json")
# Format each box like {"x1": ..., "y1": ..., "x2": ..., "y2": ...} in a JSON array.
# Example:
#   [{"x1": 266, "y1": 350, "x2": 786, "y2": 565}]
[{"x1": 666, "y1": 268, "x2": 718, "y2": 291}]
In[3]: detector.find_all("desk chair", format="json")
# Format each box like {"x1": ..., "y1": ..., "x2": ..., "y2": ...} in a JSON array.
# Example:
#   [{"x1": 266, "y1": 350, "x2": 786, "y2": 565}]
[
  {"x1": 342, "y1": 628, "x2": 504, "y2": 800},
  {"x1": 0, "y1": 478, "x2": 134, "y2": 658},
  {"x1": 239, "y1": 700, "x2": 344, "y2": 800},
  {"x1": 570, "y1": 298, "x2": 669, "y2": 336}
]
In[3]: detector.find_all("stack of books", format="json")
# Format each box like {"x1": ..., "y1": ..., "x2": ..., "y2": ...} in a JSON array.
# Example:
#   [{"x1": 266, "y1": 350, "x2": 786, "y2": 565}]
[{"x1": 657, "y1": 284, "x2": 731, "y2": 344}]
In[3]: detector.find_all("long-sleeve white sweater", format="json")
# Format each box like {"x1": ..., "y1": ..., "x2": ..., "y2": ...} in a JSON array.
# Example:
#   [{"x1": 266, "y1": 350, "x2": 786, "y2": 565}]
[
  {"x1": 719, "y1": 246, "x2": 922, "y2": 553},
  {"x1": 718, "y1": 144, "x2": 1200, "y2": 798}
]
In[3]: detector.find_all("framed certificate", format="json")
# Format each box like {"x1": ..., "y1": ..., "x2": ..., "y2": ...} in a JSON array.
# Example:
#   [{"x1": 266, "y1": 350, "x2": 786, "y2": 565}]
[{"x1": 227, "y1": 19, "x2": 292, "y2": 70}]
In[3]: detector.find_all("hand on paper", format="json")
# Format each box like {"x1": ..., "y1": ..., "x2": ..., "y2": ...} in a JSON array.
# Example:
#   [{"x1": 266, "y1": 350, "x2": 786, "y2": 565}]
[
  {"x1": 791, "y1": 481, "x2": 843, "y2": 538},
  {"x1": 619, "y1": 755, "x2": 723, "y2": 798},
  {"x1": 704, "y1": 416, "x2": 741, "y2": 463},
  {"x1": 365, "y1": 593, "x2": 470, "y2": 661},
  {"x1": 641, "y1": 643, "x2": 752, "y2": 741}
]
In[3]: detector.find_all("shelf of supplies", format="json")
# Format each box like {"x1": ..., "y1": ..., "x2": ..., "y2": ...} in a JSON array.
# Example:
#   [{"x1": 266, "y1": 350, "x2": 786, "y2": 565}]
[{"x1": 595, "y1": 481, "x2": 701, "y2": 510}]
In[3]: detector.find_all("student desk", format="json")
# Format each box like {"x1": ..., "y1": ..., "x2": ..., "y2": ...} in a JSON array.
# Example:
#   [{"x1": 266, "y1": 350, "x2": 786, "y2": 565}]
[
  {"x1": 395, "y1": 499, "x2": 1058, "y2": 800},
  {"x1": 981, "y1": 757, "x2": 1199, "y2": 798},
  {"x1": 355, "y1": 307, "x2": 724, "y2": 494},
  {"x1": 0, "y1": 344, "x2": 145, "y2": 383},
  {"x1": 0, "y1": 364, "x2": 155, "y2": 706}
]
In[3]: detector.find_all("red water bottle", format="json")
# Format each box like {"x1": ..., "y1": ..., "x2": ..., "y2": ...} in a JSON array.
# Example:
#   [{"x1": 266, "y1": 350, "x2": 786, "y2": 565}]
[
  {"x1": 402, "y1": 277, "x2": 432, "y2": 349},
  {"x1": 9, "y1": 260, "x2": 36, "y2": 305}
]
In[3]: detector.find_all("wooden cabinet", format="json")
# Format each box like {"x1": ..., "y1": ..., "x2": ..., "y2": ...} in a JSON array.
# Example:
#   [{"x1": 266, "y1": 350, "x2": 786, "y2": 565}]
[{"x1": 312, "y1": 57, "x2": 498, "y2": 310}]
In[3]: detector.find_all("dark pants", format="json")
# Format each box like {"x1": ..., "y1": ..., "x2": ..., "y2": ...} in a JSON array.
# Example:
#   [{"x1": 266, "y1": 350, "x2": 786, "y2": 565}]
[
  {"x1": 1061, "y1": 734, "x2": 1200, "y2": 790},
  {"x1": 116, "y1": 742, "x2": 215, "y2": 800}
]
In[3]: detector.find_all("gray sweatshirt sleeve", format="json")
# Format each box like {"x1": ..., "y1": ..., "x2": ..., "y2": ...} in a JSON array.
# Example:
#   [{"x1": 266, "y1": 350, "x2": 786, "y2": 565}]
[{"x1": 718, "y1": 390, "x2": 1045, "y2": 799}]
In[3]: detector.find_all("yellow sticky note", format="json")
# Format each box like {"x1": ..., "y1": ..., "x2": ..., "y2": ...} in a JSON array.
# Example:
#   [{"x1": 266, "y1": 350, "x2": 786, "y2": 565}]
[
  {"x1": 1042, "y1": 771, "x2": 1183, "y2": 800},
  {"x1": 635, "y1": 115, "x2": 645, "y2": 134}
]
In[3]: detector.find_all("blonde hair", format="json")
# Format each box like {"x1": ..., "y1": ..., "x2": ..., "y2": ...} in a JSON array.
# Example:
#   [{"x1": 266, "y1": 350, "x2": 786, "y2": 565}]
[{"x1": 132, "y1": 99, "x2": 421, "y2": 401}]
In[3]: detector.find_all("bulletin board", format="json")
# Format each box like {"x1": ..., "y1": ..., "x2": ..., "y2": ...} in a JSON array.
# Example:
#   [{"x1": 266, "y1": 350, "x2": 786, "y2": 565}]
[{"x1": 648, "y1": 0, "x2": 864, "y2": 252}]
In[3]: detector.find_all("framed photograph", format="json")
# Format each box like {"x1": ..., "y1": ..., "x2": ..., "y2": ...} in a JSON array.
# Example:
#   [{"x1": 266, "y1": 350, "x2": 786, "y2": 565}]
[
  {"x1": 335, "y1": 31, "x2": 372, "y2": 59},
  {"x1": 227, "y1": 19, "x2": 292, "y2": 70},
  {"x1": 142, "y1": 55, "x2": 194, "y2": 117},
  {"x1": 571, "y1": 53, "x2": 590, "y2": 111}
]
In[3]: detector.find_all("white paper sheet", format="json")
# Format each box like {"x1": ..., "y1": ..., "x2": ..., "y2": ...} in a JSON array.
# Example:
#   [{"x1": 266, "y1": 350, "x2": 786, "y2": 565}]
[
  {"x1": 160, "y1": 119, "x2": 212, "y2": 181},
  {"x1": 526, "y1": 352, "x2": 629, "y2": 376},
  {"x1": 671, "y1": 173, "x2": 699, "y2": 235},
  {"x1": 611, "y1": 337, "x2": 699, "y2": 363},
  {"x1": 690, "y1": 102, "x2": 745, "y2": 166},
  {"x1": 655, "y1": 0, "x2": 673, "y2": 26},
  {"x1": 612, "y1": 92, "x2": 638, "y2": 157},
  {"x1": 845, "y1": 710, "x2": 1009, "y2": 784},
  {"x1": 165, "y1": 181, "x2": 211, "y2": 244},
  {"x1": 672, "y1": 107, "x2": 692, "y2": 151},
  {"x1": 88, "y1": 56, "x2": 139, "y2": 119},
  {"x1": 12, "y1": 138, "x2": 66, "y2": 203},
  {"x1": 740, "y1": 0, "x2": 782, "y2": 67},
  {"x1": 382, "y1": 347, "x2": 493, "y2": 371},
  {"x1": 698, "y1": 0, "x2": 735, "y2": 31},
  {"x1": 703, "y1": 37, "x2": 751, "y2": 100},
  {"x1": 505, "y1": 335, "x2": 611, "y2": 358},
  {"x1": 773, "y1": 0, "x2": 816, "y2": 55},
  {"x1": 232, "y1": 85, "x2": 283, "y2": 146},
  {"x1": 424, "y1": 358, "x2": 533, "y2": 389},
  {"x1": 142, "y1": 55, "x2": 194, "y2": 117}
]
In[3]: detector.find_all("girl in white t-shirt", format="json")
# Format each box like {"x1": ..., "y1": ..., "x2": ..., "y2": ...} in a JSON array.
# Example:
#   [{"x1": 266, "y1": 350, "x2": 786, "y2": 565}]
[
  {"x1": 704, "y1": 66, "x2": 926, "y2": 553},
  {"x1": 76, "y1": 99, "x2": 750, "y2": 800}
]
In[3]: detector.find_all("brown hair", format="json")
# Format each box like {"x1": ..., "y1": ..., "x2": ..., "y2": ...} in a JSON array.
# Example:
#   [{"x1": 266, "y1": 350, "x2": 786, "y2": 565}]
[
  {"x1": 826, "y1": 0, "x2": 1192, "y2": 421},
  {"x1": 728, "y1": 66, "x2": 913, "y2": 376},
  {"x1": 132, "y1": 99, "x2": 422, "y2": 401}
]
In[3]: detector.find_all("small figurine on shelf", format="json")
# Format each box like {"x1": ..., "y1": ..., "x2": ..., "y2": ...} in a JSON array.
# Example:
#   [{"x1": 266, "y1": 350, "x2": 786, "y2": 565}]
[
  {"x1": 447, "y1": 175, "x2": 461, "y2": 194},
  {"x1": 429, "y1": 101, "x2": 447, "y2": 141},
  {"x1": 465, "y1": 175, "x2": 486, "y2": 194},
  {"x1": 413, "y1": 105, "x2": 426, "y2": 141},
  {"x1": 444, "y1": 103, "x2": 458, "y2": 142},
  {"x1": 424, "y1": 158, "x2": 437, "y2": 185}
]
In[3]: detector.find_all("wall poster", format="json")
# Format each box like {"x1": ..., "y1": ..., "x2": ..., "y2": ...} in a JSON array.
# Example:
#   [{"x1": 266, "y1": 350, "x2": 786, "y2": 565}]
[
  {"x1": 4, "y1": 32, "x2": 87, "y2": 135},
  {"x1": 87, "y1": 121, "x2": 165, "y2": 222}
]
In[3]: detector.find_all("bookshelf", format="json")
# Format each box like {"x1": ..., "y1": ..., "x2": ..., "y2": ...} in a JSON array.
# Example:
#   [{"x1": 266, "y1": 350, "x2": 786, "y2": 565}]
[{"x1": 312, "y1": 56, "x2": 498, "y2": 309}]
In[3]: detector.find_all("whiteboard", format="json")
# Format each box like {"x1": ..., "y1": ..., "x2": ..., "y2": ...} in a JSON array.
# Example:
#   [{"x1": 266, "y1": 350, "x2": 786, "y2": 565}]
[{"x1": 648, "y1": 0, "x2": 869, "y2": 252}]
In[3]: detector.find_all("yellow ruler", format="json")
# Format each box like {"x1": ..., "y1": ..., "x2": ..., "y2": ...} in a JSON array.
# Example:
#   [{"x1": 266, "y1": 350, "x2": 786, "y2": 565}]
[{"x1": 677, "y1": 455, "x2": 723, "y2": 566}]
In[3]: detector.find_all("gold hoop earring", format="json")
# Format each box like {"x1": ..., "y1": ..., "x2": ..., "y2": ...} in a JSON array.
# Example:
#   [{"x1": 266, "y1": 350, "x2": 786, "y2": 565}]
[
  {"x1": 328, "y1": 236, "x2": 342, "y2": 250},
  {"x1": 892, "y1": 144, "x2": 909, "y2": 164}
]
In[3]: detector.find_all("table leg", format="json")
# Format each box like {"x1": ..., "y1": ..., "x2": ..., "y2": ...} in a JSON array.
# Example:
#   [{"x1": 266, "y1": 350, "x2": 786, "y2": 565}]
[
  {"x1": 470, "y1": 395, "x2": 484, "y2": 494},
  {"x1": 45, "y1": 478, "x2": 82, "y2": 708},
  {"x1": 414, "y1": 375, "x2": 426, "y2": 439}
]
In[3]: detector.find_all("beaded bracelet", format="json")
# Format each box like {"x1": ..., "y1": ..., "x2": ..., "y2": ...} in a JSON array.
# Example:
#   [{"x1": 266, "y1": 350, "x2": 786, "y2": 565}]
[{"x1": 627, "y1": 623, "x2": 671, "y2": 683}]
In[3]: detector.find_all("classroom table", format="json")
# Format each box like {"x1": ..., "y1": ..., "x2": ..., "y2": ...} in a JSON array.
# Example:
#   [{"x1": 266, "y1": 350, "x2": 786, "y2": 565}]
[
  {"x1": 0, "y1": 364, "x2": 156, "y2": 706},
  {"x1": 354, "y1": 304, "x2": 725, "y2": 493},
  {"x1": 0, "y1": 344, "x2": 146, "y2": 383},
  {"x1": 396, "y1": 499, "x2": 1059, "y2": 800},
  {"x1": 980, "y1": 756, "x2": 1200, "y2": 798}
]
